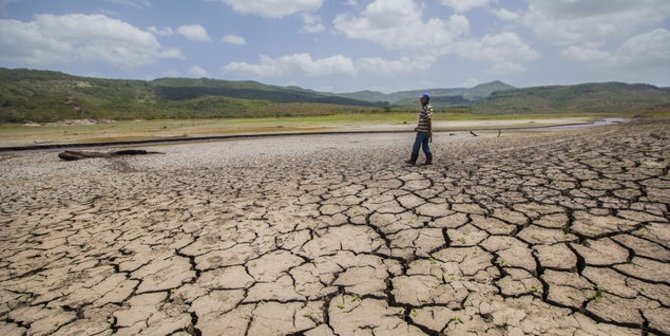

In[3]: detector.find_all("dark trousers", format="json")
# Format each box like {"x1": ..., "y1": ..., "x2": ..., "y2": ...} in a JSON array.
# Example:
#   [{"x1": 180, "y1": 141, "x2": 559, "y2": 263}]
[{"x1": 411, "y1": 132, "x2": 432, "y2": 157}]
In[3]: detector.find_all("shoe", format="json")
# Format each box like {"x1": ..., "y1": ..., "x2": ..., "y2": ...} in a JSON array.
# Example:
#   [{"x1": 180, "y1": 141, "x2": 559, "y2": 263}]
[
  {"x1": 423, "y1": 153, "x2": 433, "y2": 166},
  {"x1": 405, "y1": 153, "x2": 419, "y2": 166}
]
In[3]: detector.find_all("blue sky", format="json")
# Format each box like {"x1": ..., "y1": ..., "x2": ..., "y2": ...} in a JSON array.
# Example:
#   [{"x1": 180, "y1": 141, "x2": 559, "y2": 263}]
[{"x1": 1, "y1": 0, "x2": 669, "y2": 93}]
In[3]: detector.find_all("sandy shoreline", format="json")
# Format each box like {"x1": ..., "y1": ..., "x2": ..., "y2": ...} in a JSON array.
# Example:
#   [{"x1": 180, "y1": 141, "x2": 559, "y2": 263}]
[
  {"x1": 0, "y1": 117, "x2": 606, "y2": 149},
  {"x1": 0, "y1": 121, "x2": 668, "y2": 335}
]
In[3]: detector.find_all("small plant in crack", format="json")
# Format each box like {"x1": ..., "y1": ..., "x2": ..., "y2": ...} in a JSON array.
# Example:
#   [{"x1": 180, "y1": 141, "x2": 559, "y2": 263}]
[
  {"x1": 303, "y1": 312, "x2": 317, "y2": 322},
  {"x1": 457, "y1": 237, "x2": 466, "y2": 244},
  {"x1": 351, "y1": 294, "x2": 361, "y2": 302},
  {"x1": 449, "y1": 316, "x2": 464, "y2": 325},
  {"x1": 429, "y1": 257, "x2": 440, "y2": 265},
  {"x1": 589, "y1": 285, "x2": 603, "y2": 302},
  {"x1": 337, "y1": 303, "x2": 346, "y2": 310},
  {"x1": 494, "y1": 258, "x2": 507, "y2": 267},
  {"x1": 530, "y1": 285, "x2": 541, "y2": 294},
  {"x1": 410, "y1": 308, "x2": 419, "y2": 318}
]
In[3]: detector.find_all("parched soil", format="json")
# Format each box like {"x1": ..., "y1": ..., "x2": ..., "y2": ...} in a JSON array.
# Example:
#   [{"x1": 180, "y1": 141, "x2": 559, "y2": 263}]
[{"x1": 0, "y1": 121, "x2": 668, "y2": 336}]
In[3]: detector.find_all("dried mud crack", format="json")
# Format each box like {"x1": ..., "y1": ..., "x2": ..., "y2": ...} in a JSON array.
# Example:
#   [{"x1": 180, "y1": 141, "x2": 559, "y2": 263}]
[{"x1": 1, "y1": 121, "x2": 669, "y2": 336}]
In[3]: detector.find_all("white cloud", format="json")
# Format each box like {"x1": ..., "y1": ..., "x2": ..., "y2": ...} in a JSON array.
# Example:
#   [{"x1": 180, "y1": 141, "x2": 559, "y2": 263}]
[
  {"x1": 488, "y1": 62, "x2": 525, "y2": 75},
  {"x1": 455, "y1": 32, "x2": 539, "y2": 74},
  {"x1": 223, "y1": 53, "x2": 356, "y2": 77},
  {"x1": 188, "y1": 65, "x2": 210, "y2": 77},
  {"x1": 0, "y1": 13, "x2": 182, "y2": 68},
  {"x1": 333, "y1": 0, "x2": 537, "y2": 75},
  {"x1": 222, "y1": 34, "x2": 246, "y2": 45},
  {"x1": 563, "y1": 29, "x2": 670, "y2": 76},
  {"x1": 107, "y1": 0, "x2": 151, "y2": 8},
  {"x1": 225, "y1": 54, "x2": 438, "y2": 79},
  {"x1": 524, "y1": 0, "x2": 670, "y2": 45},
  {"x1": 302, "y1": 13, "x2": 325, "y2": 33},
  {"x1": 356, "y1": 56, "x2": 436, "y2": 74},
  {"x1": 440, "y1": 0, "x2": 488, "y2": 13},
  {"x1": 148, "y1": 26, "x2": 173, "y2": 36},
  {"x1": 215, "y1": 0, "x2": 323, "y2": 18},
  {"x1": 333, "y1": 0, "x2": 468, "y2": 52},
  {"x1": 618, "y1": 28, "x2": 670, "y2": 69},
  {"x1": 176, "y1": 24, "x2": 211, "y2": 42},
  {"x1": 457, "y1": 32, "x2": 539, "y2": 61},
  {"x1": 224, "y1": 58, "x2": 280, "y2": 77},
  {"x1": 561, "y1": 45, "x2": 615, "y2": 65},
  {"x1": 493, "y1": 8, "x2": 519, "y2": 21}
]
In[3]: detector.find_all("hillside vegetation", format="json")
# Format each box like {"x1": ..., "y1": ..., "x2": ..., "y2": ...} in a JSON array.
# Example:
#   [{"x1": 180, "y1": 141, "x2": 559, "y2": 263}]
[
  {"x1": 0, "y1": 68, "x2": 386, "y2": 123},
  {"x1": 1, "y1": 68, "x2": 669, "y2": 122},
  {"x1": 473, "y1": 82, "x2": 670, "y2": 114}
]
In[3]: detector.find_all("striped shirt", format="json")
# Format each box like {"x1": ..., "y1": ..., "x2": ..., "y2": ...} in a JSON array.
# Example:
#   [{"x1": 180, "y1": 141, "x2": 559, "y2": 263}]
[{"x1": 416, "y1": 105, "x2": 433, "y2": 132}]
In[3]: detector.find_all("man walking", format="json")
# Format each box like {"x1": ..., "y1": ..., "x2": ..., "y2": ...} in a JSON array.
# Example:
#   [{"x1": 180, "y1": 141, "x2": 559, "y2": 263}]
[{"x1": 406, "y1": 92, "x2": 433, "y2": 166}]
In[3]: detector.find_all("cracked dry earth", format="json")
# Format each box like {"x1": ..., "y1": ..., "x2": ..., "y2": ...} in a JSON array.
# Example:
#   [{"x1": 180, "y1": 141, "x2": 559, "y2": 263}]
[{"x1": 1, "y1": 121, "x2": 669, "y2": 336}]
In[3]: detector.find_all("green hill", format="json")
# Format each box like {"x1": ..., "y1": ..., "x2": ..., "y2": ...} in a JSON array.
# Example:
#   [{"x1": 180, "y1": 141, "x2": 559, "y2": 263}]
[
  {"x1": 2, "y1": 68, "x2": 669, "y2": 122},
  {"x1": 473, "y1": 82, "x2": 670, "y2": 114},
  {"x1": 0, "y1": 68, "x2": 386, "y2": 123}
]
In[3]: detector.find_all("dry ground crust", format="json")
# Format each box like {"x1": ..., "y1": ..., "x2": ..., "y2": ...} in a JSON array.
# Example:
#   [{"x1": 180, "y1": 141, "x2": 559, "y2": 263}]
[{"x1": 0, "y1": 121, "x2": 668, "y2": 336}]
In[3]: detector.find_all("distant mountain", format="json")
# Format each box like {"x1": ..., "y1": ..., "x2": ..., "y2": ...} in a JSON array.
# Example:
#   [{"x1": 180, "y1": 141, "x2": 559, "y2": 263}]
[
  {"x1": 337, "y1": 90, "x2": 389, "y2": 103},
  {"x1": 338, "y1": 81, "x2": 516, "y2": 107},
  {"x1": 464, "y1": 81, "x2": 516, "y2": 101},
  {"x1": 473, "y1": 82, "x2": 670, "y2": 114}
]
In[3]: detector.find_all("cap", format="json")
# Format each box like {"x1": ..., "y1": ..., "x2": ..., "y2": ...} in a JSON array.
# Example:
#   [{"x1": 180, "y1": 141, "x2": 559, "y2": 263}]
[{"x1": 419, "y1": 92, "x2": 430, "y2": 101}]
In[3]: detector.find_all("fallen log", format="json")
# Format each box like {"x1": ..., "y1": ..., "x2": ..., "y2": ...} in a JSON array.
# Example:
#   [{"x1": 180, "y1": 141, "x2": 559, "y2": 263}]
[{"x1": 58, "y1": 149, "x2": 163, "y2": 161}]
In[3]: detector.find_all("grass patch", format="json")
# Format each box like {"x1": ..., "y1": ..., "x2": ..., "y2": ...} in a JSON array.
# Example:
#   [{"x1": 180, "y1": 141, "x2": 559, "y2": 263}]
[
  {"x1": 449, "y1": 316, "x2": 464, "y2": 325},
  {"x1": 589, "y1": 286, "x2": 603, "y2": 302}
]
